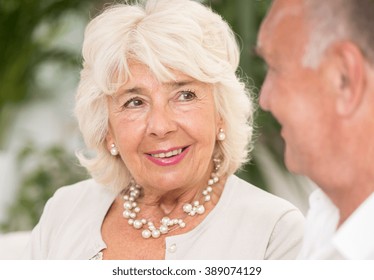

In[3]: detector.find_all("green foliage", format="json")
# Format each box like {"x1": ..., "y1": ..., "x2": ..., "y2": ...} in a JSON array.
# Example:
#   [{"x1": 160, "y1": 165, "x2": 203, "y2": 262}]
[
  {"x1": 0, "y1": 143, "x2": 88, "y2": 232},
  {"x1": 0, "y1": 0, "x2": 97, "y2": 232},
  {"x1": 207, "y1": 0, "x2": 271, "y2": 85},
  {"x1": 0, "y1": 0, "x2": 96, "y2": 146}
]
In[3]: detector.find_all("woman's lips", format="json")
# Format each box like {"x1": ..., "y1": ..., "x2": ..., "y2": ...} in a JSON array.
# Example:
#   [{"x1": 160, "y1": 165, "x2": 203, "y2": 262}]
[{"x1": 145, "y1": 146, "x2": 190, "y2": 166}]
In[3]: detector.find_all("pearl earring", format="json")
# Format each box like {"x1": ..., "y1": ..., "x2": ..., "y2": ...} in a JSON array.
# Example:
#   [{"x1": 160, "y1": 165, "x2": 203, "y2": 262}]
[
  {"x1": 110, "y1": 143, "x2": 119, "y2": 156},
  {"x1": 217, "y1": 129, "x2": 226, "y2": 141}
]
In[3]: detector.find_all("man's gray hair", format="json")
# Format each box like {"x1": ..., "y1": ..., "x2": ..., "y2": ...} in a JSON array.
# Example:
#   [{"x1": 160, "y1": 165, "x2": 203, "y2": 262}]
[{"x1": 303, "y1": 0, "x2": 374, "y2": 68}]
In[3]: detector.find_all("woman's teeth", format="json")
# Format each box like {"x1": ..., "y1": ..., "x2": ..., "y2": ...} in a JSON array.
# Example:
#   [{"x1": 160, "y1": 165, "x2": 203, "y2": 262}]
[{"x1": 151, "y1": 148, "x2": 183, "y2": 158}]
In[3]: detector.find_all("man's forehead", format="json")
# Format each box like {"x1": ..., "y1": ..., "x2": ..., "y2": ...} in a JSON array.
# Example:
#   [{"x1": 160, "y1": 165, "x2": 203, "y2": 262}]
[
  {"x1": 268, "y1": 6, "x2": 303, "y2": 29},
  {"x1": 257, "y1": 0, "x2": 304, "y2": 51}
]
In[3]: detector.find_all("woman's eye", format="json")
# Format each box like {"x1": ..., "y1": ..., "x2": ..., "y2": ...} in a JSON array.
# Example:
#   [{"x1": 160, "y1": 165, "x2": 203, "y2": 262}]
[
  {"x1": 123, "y1": 98, "x2": 144, "y2": 108},
  {"x1": 178, "y1": 90, "x2": 196, "y2": 101}
]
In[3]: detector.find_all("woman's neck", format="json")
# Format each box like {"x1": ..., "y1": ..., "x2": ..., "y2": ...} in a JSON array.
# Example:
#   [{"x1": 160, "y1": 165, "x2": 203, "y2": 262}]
[{"x1": 133, "y1": 174, "x2": 227, "y2": 220}]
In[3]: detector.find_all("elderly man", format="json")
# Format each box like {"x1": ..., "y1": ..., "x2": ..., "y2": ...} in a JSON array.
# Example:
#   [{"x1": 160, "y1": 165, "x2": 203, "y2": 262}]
[{"x1": 256, "y1": 0, "x2": 374, "y2": 259}]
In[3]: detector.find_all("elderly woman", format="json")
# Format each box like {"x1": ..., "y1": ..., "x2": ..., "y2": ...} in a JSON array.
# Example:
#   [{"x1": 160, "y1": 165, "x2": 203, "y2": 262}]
[{"x1": 24, "y1": 0, "x2": 304, "y2": 259}]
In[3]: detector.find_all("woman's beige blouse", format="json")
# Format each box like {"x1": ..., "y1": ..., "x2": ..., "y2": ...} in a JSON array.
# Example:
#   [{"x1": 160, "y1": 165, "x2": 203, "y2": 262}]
[{"x1": 23, "y1": 175, "x2": 305, "y2": 259}]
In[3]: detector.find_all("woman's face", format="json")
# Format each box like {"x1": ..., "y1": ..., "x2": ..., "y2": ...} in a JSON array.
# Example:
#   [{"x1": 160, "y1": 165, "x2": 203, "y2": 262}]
[{"x1": 106, "y1": 62, "x2": 222, "y2": 193}]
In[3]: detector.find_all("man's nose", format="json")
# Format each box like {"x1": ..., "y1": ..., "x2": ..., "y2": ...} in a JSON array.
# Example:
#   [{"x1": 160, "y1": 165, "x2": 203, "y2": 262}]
[{"x1": 259, "y1": 76, "x2": 271, "y2": 111}]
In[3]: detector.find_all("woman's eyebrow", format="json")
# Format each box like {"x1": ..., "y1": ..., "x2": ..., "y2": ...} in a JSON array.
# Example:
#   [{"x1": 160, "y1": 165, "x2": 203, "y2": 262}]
[
  {"x1": 112, "y1": 87, "x2": 145, "y2": 103},
  {"x1": 121, "y1": 87, "x2": 142, "y2": 94},
  {"x1": 164, "y1": 79, "x2": 196, "y2": 89},
  {"x1": 115, "y1": 79, "x2": 197, "y2": 98}
]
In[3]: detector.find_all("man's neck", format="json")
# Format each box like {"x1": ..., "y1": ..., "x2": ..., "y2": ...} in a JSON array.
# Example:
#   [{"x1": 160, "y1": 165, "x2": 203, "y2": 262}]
[{"x1": 326, "y1": 185, "x2": 374, "y2": 227}]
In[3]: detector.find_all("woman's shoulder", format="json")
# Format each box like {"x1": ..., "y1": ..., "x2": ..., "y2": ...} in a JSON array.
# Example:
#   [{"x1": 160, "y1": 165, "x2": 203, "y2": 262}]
[
  {"x1": 50, "y1": 179, "x2": 115, "y2": 205},
  {"x1": 223, "y1": 175, "x2": 305, "y2": 259},
  {"x1": 25, "y1": 179, "x2": 116, "y2": 259},
  {"x1": 226, "y1": 175, "x2": 303, "y2": 217},
  {"x1": 40, "y1": 179, "x2": 117, "y2": 223}
]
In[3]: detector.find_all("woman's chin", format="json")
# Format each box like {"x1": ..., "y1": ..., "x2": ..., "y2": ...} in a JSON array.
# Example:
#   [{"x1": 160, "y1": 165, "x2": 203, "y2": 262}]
[{"x1": 141, "y1": 175, "x2": 189, "y2": 193}]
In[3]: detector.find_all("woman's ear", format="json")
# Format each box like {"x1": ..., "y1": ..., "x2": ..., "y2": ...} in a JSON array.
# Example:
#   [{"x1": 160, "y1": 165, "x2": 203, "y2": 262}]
[
  {"x1": 216, "y1": 114, "x2": 225, "y2": 133},
  {"x1": 329, "y1": 41, "x2": 366, "y2": 116},
  {"x1": 105, "y1": 125, "x2": 115, "y2": 150}
]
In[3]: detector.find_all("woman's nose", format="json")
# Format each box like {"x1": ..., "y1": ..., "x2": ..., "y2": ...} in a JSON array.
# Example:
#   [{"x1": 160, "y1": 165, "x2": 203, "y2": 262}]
[{"x1": 146, "y1": 105, "x2": 178, "y2": 138}]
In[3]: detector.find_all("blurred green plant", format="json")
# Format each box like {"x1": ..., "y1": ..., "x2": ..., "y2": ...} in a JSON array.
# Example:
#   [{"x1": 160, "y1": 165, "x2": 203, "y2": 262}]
[
  {"x1": 0, "y1": 143, "x2": 88, "y2": 232},
  {"x1": 0, "y1": 0, "x2": 101, "y2": 232},
  {"x1": 0, "y1": 0, "x2": 98, "y2": 146}
]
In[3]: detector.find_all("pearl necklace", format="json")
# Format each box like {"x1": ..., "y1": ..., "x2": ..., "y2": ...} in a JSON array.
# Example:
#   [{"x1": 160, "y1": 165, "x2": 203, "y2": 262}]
[{"x1": 122, "y1": 159, "x2": 221, "y2": 239}]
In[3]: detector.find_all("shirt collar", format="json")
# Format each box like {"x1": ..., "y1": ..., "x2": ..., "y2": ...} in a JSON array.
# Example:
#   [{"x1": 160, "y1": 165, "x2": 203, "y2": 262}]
[
  {"x1": 297, "y1": 189, "x2": 340, "y2": 259},
  {"x1": 333, "y1": 192, "x2": 374, "y2": 259}
]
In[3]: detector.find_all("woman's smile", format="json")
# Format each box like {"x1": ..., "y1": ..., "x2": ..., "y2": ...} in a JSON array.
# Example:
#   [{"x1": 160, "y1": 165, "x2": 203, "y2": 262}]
[{"x1": 145, "y1": 146, "x2": 190, "y2": 166}]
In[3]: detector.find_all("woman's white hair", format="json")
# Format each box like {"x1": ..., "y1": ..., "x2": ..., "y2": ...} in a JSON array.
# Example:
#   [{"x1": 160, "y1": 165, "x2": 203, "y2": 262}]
[{"x1": 75, "y1": 0, "x2": 254, "y2": 192}]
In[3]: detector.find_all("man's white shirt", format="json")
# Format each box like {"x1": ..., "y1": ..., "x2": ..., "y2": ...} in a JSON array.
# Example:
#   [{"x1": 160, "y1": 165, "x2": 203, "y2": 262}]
[{"x1": 298, "y1": 188, "x2": 374, "y2": 259}]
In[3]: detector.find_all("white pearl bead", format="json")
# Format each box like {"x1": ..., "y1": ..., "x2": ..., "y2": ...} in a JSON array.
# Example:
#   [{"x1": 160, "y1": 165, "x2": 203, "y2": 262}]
[
  {"x1": 172, "y1": 219, "x2": 179, "y2": 224},
  {"x1": 189, "y1": 210, "x2": 196, "y2": 216},
  {"x1": 123, "y1": 202, "x2": 132, "y2": 209},
  {"x1": 161, "y1": 217, "x2": 170, "y2": 225},
  {"x1": 130, "y1": 212, "x2": 136, "y2": 219},
  {"x1": 142, "y1": 229, "x2": 151, "y2": 239},
  {"x1": 128, "y1": 219, "x2": 134, "y2": 225},
  {"x1": 213, "y1": 176, "x2": 219, "y2": 183},
  {"x1": 204, "y1": 195, "x2": 211, "y2": 202},
  {"x1": 133, "y1": 220, "x2": 143, "y2": 229},
  {"x1": 141, "y1": 219, "x2": 147, "y2": 224},
  {"x1": 110, "y1": 147, "x2": 118, "y2": 156},
  {"x1": 196, "y1": 205, "x2": 205, "y2": 214},
  {"x1": 123, "y1": 210, "x2": 131, "y2": 218},
  {"x1": 208, "y1": 179, "x2": 214, "y2": 185},
  {"x1": 207, "y1": 186, "x2": 213, "y2": 192},
  {"x1": 152, "y1": 230, "x2": 161, "y2": 238},
  {"x1": 183, "y1": 203, "x2": 192, "y2": 213},
  {"x1": 149, "y1": 225, "x2": 156, "y2": 231},
  {"x1": 179, "y1": 222, "x2": 186, "y2": 228},
  {"x1": 193, "y1": 200, "x2": 199, "y2": 207},
  {"x1": 134, "y1": 207, "x2": 140, "y2": 213},
  {"x1": 160, "y1": 225, "x2": 168, "y2": 234},
  {"x1": 218, "y1": 131, "x2": 226, "y2": 141},
  {"x1": 203, "y1": 190, "x2": 208, "y2": 196},
  {"x1": 123, "y1": 195, "x2": 129, "y2": 200}
]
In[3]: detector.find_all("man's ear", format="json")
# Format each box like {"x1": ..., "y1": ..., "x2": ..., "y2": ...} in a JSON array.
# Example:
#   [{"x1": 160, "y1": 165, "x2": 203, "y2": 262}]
[{"x1": 329, "y1": 41, "x2": 366, "y2": 116}]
